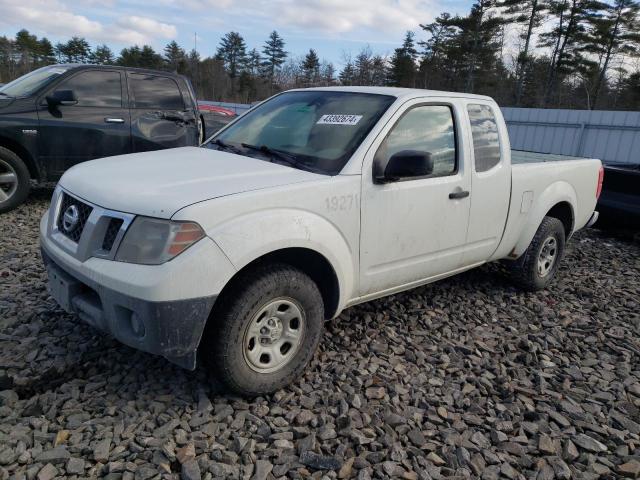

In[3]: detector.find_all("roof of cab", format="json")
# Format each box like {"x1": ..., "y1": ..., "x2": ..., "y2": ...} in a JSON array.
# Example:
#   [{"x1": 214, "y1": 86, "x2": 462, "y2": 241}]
[
  {"x1": 292, "y1": 86, "x2": 495, "y2": 102},
  {"x1": 49, "y1": 63, "x2": 186, "y2": 78}
]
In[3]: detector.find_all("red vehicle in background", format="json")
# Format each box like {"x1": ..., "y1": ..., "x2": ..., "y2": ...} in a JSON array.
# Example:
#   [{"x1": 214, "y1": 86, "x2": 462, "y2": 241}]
[
  {"x1": 197, "y1": 102, "x2": 237, "y2": 139},
  {"x1": 197, "y1": 103, "x2": 236, "y2": 116}
]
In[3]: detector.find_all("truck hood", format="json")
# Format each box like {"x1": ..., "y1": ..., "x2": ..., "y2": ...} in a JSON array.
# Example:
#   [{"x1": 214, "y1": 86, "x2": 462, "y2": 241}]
[{"x1": 60, "y1": 147, "x2": 324, "y2": 218}]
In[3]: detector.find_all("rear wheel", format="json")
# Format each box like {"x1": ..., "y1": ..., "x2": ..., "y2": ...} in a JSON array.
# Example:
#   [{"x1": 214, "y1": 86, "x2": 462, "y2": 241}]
[
  {"x1": 0, "y1": 147, "x2": 31, "y2": 214},
  {"x1": 204, "y1": 263, "x2": 325, "y2": 396},
  {"x1": 508, "y1": 216, "x2": 565, "y2": 291}
]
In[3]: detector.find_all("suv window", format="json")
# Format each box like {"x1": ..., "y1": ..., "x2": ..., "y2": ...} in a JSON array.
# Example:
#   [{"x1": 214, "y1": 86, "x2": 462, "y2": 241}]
[
  {"x1": 130, "y1": 74, "x2": 184, "y2": 110},
  {"x1": 58, "y1": 70, "x2": 122, "y2": 107},
  {"x1": 467, "y1": 104, "x2": 501, "y2": 172},
  {"x1": 375, "y1": 105, "x2": 457, "y2": 178}
]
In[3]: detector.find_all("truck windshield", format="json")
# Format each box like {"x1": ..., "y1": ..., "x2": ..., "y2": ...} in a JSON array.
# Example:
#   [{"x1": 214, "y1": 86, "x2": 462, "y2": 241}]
[
  {"x1": 205, "y1": 91, "x2": 395, "y2": 175},
  {"x1": 0, "y1": 66, "x2": 71, "y2": 98}
]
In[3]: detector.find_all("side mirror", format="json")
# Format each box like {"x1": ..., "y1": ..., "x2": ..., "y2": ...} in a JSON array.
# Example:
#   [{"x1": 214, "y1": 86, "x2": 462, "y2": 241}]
[
  {"x1": 46, "y1": 90, "x2": 78, "y2": 107},
  {"x1": 375, "y1": 150, "x2": 434, "y2": 183}
]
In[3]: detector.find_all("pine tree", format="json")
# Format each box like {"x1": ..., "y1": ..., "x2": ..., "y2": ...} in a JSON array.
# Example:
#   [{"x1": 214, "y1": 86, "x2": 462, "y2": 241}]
[
  {"x1": 164, "y1": 40, "x2": 185, "y2": 72},
  {"x1": 587, "y1": 0, "x2": 640, "y2": 108},
  {"x1": 216, "y1": 31, "x2": 248, "y2": 79},
  {"x1": 321, "y1": 61, "x2": 336, "y2": 86},
  {"x1": 139, "y1": 45, "x2": 163, "y2": 69},
  {"x1": 540, "y1": 0, "x2": 602, "y2": 104},
  {"x1": 389, "y1": 31, "x2": 418, "y2": 87},
  {"x1": 247, "y1": 48, "x2": 262, "y2": 76},
  {"x1": 419, "y1": 14, "x2": 457, "y2": 88},
  {"x1": 15, "y1": 29, "x2": 39, "y2": 68},
  {"x1": 497, "y1": 0, "x2": 548, "y2": 104},
  {"x1": 302, "y1": 49, "x2": 320, "y2": 85},
  {"x1": 450, "y1": 0, "x2": 503, "y2": 93},
  {"x1": 90, "y1": 44, "x2": 115, "y2": 65},
  {"x1": 117, "y1": 45, "x2": 162, "y2": 69},
  {"x1": 38, "y1": 38, "x2": 56, "y2": 65},
  {"x1": 261, "y1": 31, "x2": 287, "y2": 83},
  {"x1": 56, "y1": 37, "x2": 91, "y2": 63},
  {"x1": 117, "y1": 46, "x2": 142, "y2": 66},
  {"x1": 339, "y1": 61, "x2": 356, "y2": 85}
]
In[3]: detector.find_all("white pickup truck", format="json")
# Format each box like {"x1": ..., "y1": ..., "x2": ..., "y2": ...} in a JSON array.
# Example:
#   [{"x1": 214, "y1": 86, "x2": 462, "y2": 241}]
[{"x1": 40, "y1": 87, "x2": 603, "y2": 395}]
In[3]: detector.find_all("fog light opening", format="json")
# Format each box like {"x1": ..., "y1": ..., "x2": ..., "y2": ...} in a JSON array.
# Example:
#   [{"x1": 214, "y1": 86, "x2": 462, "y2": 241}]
[{"x1": 130, "y1": 312, "x2": 146, "y2": 338}]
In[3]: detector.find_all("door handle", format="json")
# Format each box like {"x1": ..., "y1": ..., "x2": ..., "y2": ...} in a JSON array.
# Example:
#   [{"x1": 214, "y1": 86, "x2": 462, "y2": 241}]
[
  {"x1": 104, "y1": 118, "x2": 125, "y2": 124},
  {"x1": 449, "y1": 190, "x2": 470, "y2": 200}
]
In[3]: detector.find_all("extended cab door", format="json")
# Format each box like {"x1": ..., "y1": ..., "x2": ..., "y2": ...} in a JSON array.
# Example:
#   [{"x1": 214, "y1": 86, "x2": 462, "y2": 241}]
[
  {"x1": 37, "y1": 69, "x2": 131, "y2": 177},
  {"x1": 128, "y1": 72, "x2": 199, "y2": 152},
  {"x1": 359, "y1": 99, "x2": 472, "y2": 296},
  {"x1": 462, "y1": 102, "x2": 511, "y2": 265}
]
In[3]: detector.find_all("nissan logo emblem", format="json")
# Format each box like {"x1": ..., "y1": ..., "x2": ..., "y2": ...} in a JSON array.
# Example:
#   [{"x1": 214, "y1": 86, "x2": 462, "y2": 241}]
[{"x1": 62, "y1": 205, "x2": 80, "y2": 232}]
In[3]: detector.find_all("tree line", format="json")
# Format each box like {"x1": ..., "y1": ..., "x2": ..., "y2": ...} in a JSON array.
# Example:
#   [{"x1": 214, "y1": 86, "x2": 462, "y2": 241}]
[{"x1": 1, "y1": 0, "x2": 639, "y2": 111}]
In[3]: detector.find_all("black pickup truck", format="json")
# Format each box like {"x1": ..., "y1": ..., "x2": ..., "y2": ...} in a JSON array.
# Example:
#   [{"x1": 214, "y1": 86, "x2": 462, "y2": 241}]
[
  {"x1": 0, "y1": 64, "x2": 204, "y2": 212},
  {"x1": 597, "y1": 162, "x2": 640, "y2": 229}
]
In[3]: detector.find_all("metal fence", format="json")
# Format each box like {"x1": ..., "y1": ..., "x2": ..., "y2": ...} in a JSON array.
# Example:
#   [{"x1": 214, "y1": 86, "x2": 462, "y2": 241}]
[
  {"x1": 201, "y1": 100, "x2": 640, "y2": 165},
  {"x1": 502, "y1": 107, "x2": 640, "y2": 165},
  {"x1": 199, "y1": 100, "x2": 252, "y2": 115}
]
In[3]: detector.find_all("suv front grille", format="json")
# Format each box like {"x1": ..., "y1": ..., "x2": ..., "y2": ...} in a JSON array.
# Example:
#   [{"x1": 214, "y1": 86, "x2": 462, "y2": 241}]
[
  {"x1": 56, "y1": 193, "x2": 93, "y2": 243},
  {"x1": 102, "y1": 218, "x2": 124, "y2": 251}
]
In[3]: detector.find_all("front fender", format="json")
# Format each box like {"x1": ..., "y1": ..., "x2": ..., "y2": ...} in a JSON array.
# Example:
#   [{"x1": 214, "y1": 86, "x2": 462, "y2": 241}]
[
  {"x1": 512, "y1": 181, "x2": 576, "y2": 257},
  {"x1": 207, "y1": 208, "x2": 355, "y2": 312}
]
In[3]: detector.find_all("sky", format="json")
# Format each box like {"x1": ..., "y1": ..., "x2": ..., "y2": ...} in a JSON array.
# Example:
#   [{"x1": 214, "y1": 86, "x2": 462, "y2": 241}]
[{"x1": 0, "y1": 0, "x2": 471, "y2": 67}]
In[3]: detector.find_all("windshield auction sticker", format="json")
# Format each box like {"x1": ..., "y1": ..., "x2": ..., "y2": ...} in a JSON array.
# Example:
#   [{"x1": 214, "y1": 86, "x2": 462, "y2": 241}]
[{"x1": 317, "y1": 114, "x2": 363, "y2": 125}]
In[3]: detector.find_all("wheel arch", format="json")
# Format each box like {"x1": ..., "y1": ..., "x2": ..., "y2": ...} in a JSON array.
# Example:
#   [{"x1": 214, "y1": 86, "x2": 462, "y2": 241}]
[
  {"x1": 0, "y1": 135, "x2": 40, "y2": 180},
  {"x1": 213, "y1": 247, "x2": 341, "y2": 321},
  {"x1": 545, "y1": 201, "x2": 574, "y2": 240},
  {"x1": 511, "y1": 181, "x2": 577, "y2": 257}
]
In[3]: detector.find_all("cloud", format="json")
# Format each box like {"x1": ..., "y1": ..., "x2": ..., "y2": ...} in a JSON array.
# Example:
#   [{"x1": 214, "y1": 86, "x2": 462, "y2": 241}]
[
  {"x1": 0, "y1": 0, "x2": 177, "y2": 45},
  {"x1": 157, "y1": 0, "x2": 438, "y2": 35},
  {"x1": 273, "y1": 0, "x2": 435, "y2": 34}
]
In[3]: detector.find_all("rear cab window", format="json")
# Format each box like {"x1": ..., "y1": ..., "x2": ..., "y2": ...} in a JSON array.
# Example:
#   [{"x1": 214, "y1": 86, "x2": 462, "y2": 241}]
[
  {"x1": 129, "y1": 73, "x2": 184, "y2": 110},
  {"x1": 467, "y1": 104, "x2": 501, "y2": 172}
]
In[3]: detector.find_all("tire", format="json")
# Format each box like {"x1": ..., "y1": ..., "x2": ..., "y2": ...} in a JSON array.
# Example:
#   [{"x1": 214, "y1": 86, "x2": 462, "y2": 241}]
[
  {"x1": 204, "y1": 262, "x2": 325, "y2": 396},
  {"x1": 508, "y1": 216, "x2": 566, "y2": 291},
  {"x1": 0, "y1": 147, "x2": 31, "y2": 214}
]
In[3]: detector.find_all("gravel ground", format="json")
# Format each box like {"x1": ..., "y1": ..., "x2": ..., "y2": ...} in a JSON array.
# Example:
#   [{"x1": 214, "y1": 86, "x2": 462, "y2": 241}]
[{"x1": 1, "y1": 187, "x2": 639, "y2": 480}]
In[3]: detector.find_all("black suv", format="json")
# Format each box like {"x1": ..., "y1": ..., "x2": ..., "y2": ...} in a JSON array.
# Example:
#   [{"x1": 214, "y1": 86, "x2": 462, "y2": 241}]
[{"x1": 0, "y1": 64, "x2": 204, "y2": 212}]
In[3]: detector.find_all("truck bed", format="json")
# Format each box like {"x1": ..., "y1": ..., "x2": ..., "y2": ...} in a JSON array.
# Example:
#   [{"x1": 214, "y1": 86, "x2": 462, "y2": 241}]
[
  {"x1": 511, "y1": 150, "x2": 589, "y2": 164},
  {"x1": 489, "y1": 151, "x2": 601, "y2": 261}
]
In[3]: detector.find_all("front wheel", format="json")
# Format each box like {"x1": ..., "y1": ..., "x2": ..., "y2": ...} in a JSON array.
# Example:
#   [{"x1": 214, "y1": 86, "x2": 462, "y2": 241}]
[
  {"x1": 0, "y1": 147, "x2": 31, "y2": 214},
  {"x1": 508, "y1": 216, "x2": 566, "y2": 291},
  {"x1": 204, "y1": 263, "x2": 325, "y2": 396}
]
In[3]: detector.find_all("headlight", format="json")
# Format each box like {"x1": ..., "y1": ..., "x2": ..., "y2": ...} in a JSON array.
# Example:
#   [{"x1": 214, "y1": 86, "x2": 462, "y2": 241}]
[{"x1": 115, "y1": 217, "x2": 205, "y2": 265}]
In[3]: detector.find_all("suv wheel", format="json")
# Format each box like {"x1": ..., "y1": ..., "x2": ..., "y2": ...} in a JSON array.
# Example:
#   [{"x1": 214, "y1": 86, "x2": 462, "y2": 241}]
[
  {"x1": 0, "y1": 147, "x2": 31, "y2": 214},
  {"x1": 204, "y1": 262, "x2": 325, "y2": 396},
  {"x1": 508, "y1": 216, "x2": 566, "y2": 291}
]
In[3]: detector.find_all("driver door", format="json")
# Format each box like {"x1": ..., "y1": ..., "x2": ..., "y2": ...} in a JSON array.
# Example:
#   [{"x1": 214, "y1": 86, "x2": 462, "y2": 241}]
[
  {"x1": 359, "y1": 100, "x2": 472, "y2": 296},
  {"x1": 37, "y1": 69, "x2": 131, "y2": 177}
]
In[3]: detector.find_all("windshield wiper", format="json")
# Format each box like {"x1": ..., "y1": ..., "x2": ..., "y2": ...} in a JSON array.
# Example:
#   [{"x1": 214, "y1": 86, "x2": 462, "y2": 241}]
[
  {"x1": 0, "y1": 92, "x2": 10, "y2": 97},
  {"x1": 241, "y1": 143, "x2": 302, "y2": 168},
  {"x1": 211, "y1": 138, "x2": 242, "y2": 154}
]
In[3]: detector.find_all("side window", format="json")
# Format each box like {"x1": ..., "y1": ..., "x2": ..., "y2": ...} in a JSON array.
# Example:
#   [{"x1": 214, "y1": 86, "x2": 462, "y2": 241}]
[
  {"x1": 467, "y1": 104, "x2": 501, "y2": 172},
  {"x1": 130, "y1": 74, "x2": 184, "y2": 110},
  {"x1": 375, "y1": 105, "x2": 457, "y2": 178},
  {"x1": 58, "y1": 71, "x2": 122, "y2": 107}
]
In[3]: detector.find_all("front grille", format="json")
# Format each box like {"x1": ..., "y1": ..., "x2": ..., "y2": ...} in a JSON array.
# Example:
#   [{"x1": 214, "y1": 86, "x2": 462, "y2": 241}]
[
  {"x1": 102, "y1": 218, "x2": 123, "y2": 251},
  {"x1": 56, "y1": 193, "x2": 93, "y2": 243}
]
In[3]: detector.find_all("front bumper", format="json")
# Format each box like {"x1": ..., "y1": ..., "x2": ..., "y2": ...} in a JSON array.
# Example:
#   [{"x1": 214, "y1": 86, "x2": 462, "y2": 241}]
[
  {"x1": 41, "y1": 246, "x2": 216, "y2": 369},
  {"x1": 39, "y1": 190, "x2": 237, "y2": 370}
]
